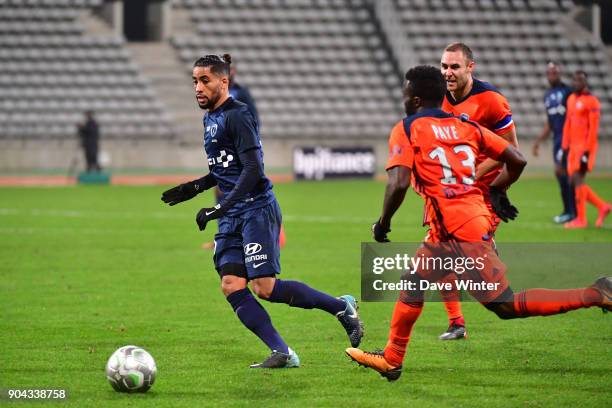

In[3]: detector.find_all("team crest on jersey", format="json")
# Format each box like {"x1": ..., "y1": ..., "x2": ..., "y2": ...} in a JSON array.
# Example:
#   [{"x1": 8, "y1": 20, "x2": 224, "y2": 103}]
[{"x1": 206, "y1": 124, "x2": 218, "y2": 138}]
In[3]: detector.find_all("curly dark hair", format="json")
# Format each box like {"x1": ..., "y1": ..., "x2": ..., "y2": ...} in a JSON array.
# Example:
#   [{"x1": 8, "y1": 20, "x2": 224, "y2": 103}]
[
  {"x1": 404, "y1": 65, "x2": 447, "y2": 105},
  {"x1": 193, "y1": 54, "x2": 232, "y2": 76}
]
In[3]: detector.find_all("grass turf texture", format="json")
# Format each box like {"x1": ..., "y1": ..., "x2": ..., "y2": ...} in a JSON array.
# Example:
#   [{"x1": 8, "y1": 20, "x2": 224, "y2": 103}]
[{"x1": 1, "y1": 178, "x2": 611, "y2": 407}]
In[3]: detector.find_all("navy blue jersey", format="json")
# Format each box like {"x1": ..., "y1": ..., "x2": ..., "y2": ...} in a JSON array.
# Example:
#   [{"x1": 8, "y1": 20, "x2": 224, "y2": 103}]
[
  {"x1": 544, "y1": 83, "x2": 571, "y2": 147},
  {"x1": 203, "y1": 97, "x2": 274, "y2": 216},
  {"x1": 229, "y1": 82, "x2": 259, "y2": 125}
]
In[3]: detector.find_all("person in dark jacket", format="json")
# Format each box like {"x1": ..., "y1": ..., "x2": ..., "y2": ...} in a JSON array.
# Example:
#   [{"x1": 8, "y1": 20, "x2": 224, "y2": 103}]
[{"x1": 78, "y1": 111, "x2": 101, "y2": 172}]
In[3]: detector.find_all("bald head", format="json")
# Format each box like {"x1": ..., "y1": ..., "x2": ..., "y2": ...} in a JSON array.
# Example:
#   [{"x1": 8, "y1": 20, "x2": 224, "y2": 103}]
[
  {"x1": 546, "y1": 62, "x2": 561, "y2": 87},
  {"x1": 573, "y1": 70, "x2": 588, "y2": 93}
]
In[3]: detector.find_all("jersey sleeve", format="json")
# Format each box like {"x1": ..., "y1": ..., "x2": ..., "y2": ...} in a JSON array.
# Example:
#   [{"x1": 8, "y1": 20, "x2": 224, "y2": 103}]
[
  {"x1": 385, "y1": 121, "x2": 413, "y2": 170},
  {"x1": 479, "y1": 125, "x2": 510, "y2": 160},
  {"x1": 486, "y1": 92, "x2": 514, "y2": 136},
  {"x1": 227, "y1": 108, "x2": 260, "y2": 153},
  {"x1": 587, "y1": 96, "x2": 600, "y2": 152},
  {"x1": 561, "y1": 94, "x2": 573, "y2": 150}
]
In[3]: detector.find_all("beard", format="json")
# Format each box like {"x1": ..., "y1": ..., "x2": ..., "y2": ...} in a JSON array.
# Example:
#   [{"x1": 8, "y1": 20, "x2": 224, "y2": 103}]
[{"x1": 196, "y1": 86, "x2": 222, "y2": 110}]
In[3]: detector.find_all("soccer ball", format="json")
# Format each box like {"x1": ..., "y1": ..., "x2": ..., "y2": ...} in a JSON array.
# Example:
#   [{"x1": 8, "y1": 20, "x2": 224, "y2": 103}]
[{"x1": 105, "y1": 345, "x2": 157, "y2": 393}]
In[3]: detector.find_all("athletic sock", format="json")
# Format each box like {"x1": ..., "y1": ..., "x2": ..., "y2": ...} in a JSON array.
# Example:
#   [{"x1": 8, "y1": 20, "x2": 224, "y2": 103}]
[
  {"x1": 583, "y1": 184, "x2": 608, "y2": 210},
  {"x1": 268, "y1": 279, "x2": 346, "y2": 315},
  {"x1": 513, "y1": 288, "x2": 601, "y2": 317},
  {"x1": 557, "y1": 173, "x2": 573, "y2": 215},
  {"x1": 226, "y1": 288, "x2": 289, "y2": 354},
  {"x1": 383, "y1": 301, "x2": 424, "y2": 367},
  {"x1": 568, "y1": 181, "x2": 576, "y2": 216},
  {"x1": 442, "y1": 297, "x2": 464, "y2": 324},
  {"x1": 575, "y1": 185, "x2": 587, "y2": 223},
  {"x1": 450, "y1": 315, "x2": 465, "y2": 327}
]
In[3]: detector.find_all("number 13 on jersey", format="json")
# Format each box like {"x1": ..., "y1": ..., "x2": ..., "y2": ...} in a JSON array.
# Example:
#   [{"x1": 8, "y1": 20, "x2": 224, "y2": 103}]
[{"x1": 428, "y1": 144, "x2": 476, "y2": 185}]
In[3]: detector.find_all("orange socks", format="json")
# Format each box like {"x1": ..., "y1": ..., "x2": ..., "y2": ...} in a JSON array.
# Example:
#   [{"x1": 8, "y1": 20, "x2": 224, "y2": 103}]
[
  {"x1": 443, "y1": 299, "x2": 464, "y2": 322},
  {"x1": 582, "y1": 184, "x2": 608, "y2": 210},
  {"x1": 513, "y1": 288, "x2": 601, "y2": 317},
  {"x1": 575, "y1": 185, "x2": 587, "y2": 223},
  {"x1": 384, "y1": 301, "x2": 423, "y2": 367},
  {"x1": 575, "y1": 184, "x2": 609, "y2": 224}
]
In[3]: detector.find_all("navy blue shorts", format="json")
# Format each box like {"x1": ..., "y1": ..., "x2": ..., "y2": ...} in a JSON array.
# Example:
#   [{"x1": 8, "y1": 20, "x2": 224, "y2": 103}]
[{"x1": 213, "y1": 201, "x2": 282, "y2": 280}]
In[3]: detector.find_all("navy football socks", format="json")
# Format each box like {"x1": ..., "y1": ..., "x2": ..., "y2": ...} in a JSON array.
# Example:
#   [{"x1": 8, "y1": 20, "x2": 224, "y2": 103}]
[
  {"x1": 226, "y1": 288, "x2": 289, "y2": 354},
  {"x1": 557, "y1": 173, "x2": 575, "y2": 216},
  {"x1": 268, "y1": 279, "x2": 346, "y2": 315}
]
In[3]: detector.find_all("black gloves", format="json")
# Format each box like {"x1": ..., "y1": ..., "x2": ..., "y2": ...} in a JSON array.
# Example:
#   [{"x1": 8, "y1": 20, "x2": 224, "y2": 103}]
[
  {"x1": 489, "y1": 186, "x2": 518, "y2": 223},
  {"x1": 161, "y1": 182, "x2": 199, "y2": 206},
  {"x1": 196, "y1": 204, "x2": 225, "y2": 231},
  {"x1": 161, "y1": 175, "x2": 216, "y2": 206},
  {"x1": 580, "y1": 151, "x2": 589, "y2": 172},
  {"x1": 372, "y1": 219, "x2": 391, "y2": 242}
]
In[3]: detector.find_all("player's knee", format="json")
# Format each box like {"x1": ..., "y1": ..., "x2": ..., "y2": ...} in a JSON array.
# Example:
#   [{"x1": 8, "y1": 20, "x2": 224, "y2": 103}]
[
  {"x1": 250, "y1": 277, "x2": 276, "y2": 299},
  {"x1": 486, "y1": 302, "x2": 519, "y2": 320},
  {"x1": 571, "y1": 173, "x2": 583, "y2": 186},
  {"x1": 218, "y1": 264, "x2": 248, "y2": 296},
  {"x1": 220, "y1": 276, "x2": 247, "y2": 297}
]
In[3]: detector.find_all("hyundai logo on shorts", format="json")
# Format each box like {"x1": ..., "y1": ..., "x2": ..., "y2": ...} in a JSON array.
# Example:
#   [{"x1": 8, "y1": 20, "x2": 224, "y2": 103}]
[{"x1": 244, "y1": 243, "x2": 262, "y2": 255}]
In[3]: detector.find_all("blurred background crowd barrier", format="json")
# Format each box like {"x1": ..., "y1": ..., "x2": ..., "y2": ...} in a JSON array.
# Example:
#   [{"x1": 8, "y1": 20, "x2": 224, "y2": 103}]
[{"x1": 1, "y1": 0, "x2": 611, "y2": 173}]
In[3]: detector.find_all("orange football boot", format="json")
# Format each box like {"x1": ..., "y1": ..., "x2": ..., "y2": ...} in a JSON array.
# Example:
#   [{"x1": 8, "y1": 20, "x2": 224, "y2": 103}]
[{"x1": 345, "y1": 348, "x2": 402, "y2": 381}]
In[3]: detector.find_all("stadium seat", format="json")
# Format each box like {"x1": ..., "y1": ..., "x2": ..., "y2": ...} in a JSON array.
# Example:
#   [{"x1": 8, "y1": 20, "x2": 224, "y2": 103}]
[
  {"x1": 391, "y1": 0, "x2": 612, "y2": 138},
  {"x1": 0, "y1": 1, "x2": 173, "y2": 140},
  {"x1": 171, "y1": 0, "x2": 402, "y2": 139}
]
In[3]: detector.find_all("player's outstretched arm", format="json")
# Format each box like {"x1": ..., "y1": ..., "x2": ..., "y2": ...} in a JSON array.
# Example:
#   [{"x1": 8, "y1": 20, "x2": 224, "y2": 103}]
[
  {"x1": 490, "y1": 144, "x2": 526, "y2": 190},
  {"x1": 532, "y1": 121, "x2": 550, "y2": 157},
  {"x1": 586, "y1": 98, "x2": 600, "y2": 168},
  {"x1": 374, "y1": 165, "x2": 411, "y2": 242},
  {"x1": 561, "y1": 98, "x2": 572, "y2": 152},
  {"x1": 161, "y1": 174, "x2": 217, "y2": 206},
  {"x1": 196, "y1": 148, "x2": 262, "y2": 230}
]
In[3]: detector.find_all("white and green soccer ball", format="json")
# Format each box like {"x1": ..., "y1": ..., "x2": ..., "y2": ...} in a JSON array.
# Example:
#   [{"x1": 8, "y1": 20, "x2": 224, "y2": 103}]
[{"x1": 105, "y1": 345, "x2": 157, "y2": 393}]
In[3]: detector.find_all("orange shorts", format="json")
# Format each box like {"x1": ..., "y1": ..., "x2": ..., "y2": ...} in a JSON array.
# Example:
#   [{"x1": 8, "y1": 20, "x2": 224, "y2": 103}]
[
  {"x1": 567, "y1": 149, "x2": 593, "y2": 176},
  {"x1": 406, "y1": 216, "x2": 509, "y2": 304},
  {"x1": 426, "y1": 215, "x2": 494, "y2": 243}
]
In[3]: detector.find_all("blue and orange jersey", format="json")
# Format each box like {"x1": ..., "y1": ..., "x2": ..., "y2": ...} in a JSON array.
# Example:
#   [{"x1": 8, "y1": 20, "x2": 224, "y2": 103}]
[
  {"x1": 386, "y1": 120, "x2": 412, "y2": 171},
  {"x1": 562, "y1": 91, "x2": 600, "y2": 154},
  {"x1": 442, "y1": 78, "x2": 514, "y2": 187},
  {"x1": 386, "y1": 108, "x2": 510, "y2": 234},
  {"x1": 442, "y1": 78, "x2": 514, "y2": 136}
]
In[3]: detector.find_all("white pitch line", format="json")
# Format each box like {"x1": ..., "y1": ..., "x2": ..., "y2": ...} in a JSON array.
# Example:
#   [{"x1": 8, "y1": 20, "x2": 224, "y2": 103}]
[
  {"x1": 0, "y1": 207, "x2": 398, "y2": 225},
  {"x1": 5, "y1": 208, "x2": 601, "y2": 230}
]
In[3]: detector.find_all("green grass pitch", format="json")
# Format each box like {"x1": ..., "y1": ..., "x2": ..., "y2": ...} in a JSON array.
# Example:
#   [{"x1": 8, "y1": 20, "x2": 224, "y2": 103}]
[{"x1": 1, "y1": 178, "x2": 611, "y2": 407}]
